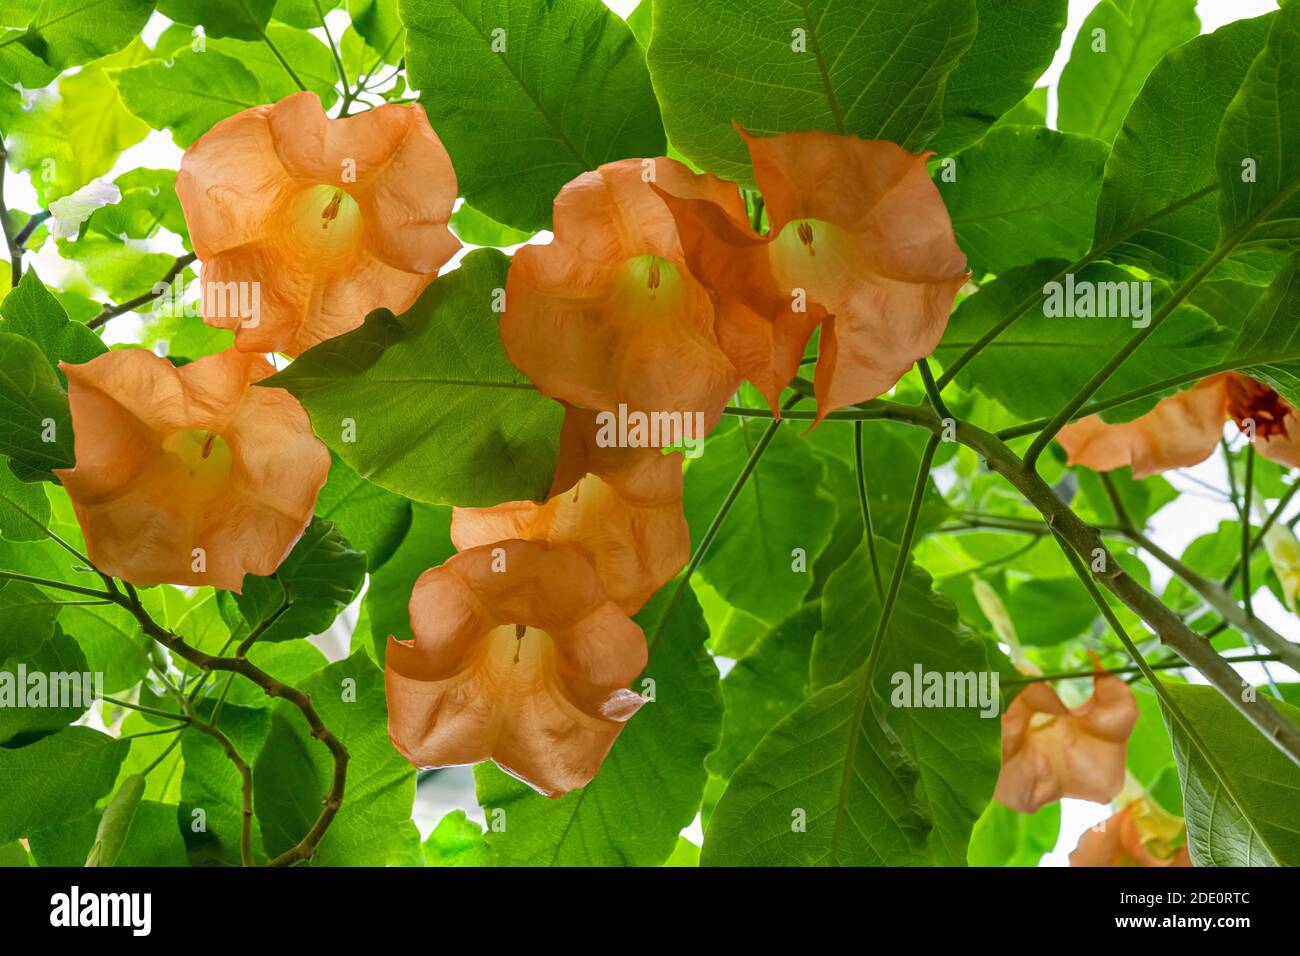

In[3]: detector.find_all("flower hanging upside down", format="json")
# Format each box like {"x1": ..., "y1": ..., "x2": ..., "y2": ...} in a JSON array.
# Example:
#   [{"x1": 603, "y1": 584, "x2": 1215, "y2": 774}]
[
  {"x1": 385, "y1": 539, "x2": 649, "y2": 797},
  {"x1": 1057, "y1": 372, "x2": 1300, "y2": 478},
  {"x1": 176, "y1": 91, "x2": 460, "y2": 356},
  {"x1": 1070, "y1": 796, "x2": 1193, "y2": 867},
  {"x1": 656, "y1": 127, "x2": 968, "y2": 421},
  {"x1": 450, "y1": 406, "x2": 689, "y2": 616},
  {"x1": 994, "y1": 661, "x2": 1138, "y2": 814},
  {"x1": 500, "y1": 157, "x2": 743, "y2": 438},
  {"x1": 55, "y1": 348, "x2": 329, "y2": 592}
]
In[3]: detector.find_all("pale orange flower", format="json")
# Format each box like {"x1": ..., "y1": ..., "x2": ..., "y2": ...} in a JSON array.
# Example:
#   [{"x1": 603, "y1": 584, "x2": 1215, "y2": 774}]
[
  {"x1": 657, "y1": 128, "x2": 968, "y2": 421},
  {"x1": 55, "y1": 348, "x2": 329, "y2": 592},
  {"x1": 500, "y1": 158, "x2": 743, "y2": 438},
  {"x1": 1059, "y1": 372, "x2": 1300, "y2": 478},
  {"x1": 1070, "y1": 798, "x2": 1193, "y2": 867},
  {"x1": 386, "y1": 539, "x2": 648, "y2": 797},
  {"x1": 451, "y1": 405, "x2": 688, "y2": 615},
  {"x1": 176, "y1": 91, "x2": 459, "y2": 356},
  {"x1": 994, "y1": 664, "x2": 1138, "y2": 814}
]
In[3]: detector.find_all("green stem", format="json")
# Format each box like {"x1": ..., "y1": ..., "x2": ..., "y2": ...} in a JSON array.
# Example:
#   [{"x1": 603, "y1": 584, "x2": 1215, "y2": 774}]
[
  {"x1": 0, "y1": 569, "x2": 114, "y2": 601},
  {"x1": 1242, "y1": 443, "x2": 1255, "y2": 618},
  {"x1": 100, "y1": 695, "x2": 190, "y2": 724},
  {"x1": 917, "y1": 358, "x2": 951, "y2": 421},
  {"x1": 313, "y1": 0, "x2": 349, "y2": 97},
  {"x1": 259, "y1": 29, "x2": 307, "y2": 92},
  {"x1": 853, "y1": 421, "x2": 885, "y2": 603},
  {"x1": 1003, "y1": 652, "x2": 1282, "y2": 687}
]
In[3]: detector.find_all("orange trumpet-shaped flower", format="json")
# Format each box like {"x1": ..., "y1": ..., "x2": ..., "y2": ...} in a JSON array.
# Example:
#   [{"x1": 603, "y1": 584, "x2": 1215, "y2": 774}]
[
  {"x1": 657, "y1": 128, "x2": 968, "y2": 420},
  {"x1": 54, "y1": 347, "x2": 329, "y2": 592},
  {"x1": 451, "y1": 406, "x2": 689, "y2": 615},
  {"x1": 994, "y1": 664, "x2": 1138, "y2": 814},
  {"x1": 176, "y1": 91, "x2": 459, "y2": 357},
  {"x1": 500, "y1": 157, "x2": 743, "y2": 438},
  {"x1": 385, "y1": 539, "x2": 649, "y2": 797},
  {"x1": 1070, "y1": 798, "x2": 1193, "y2": 867},
  {"x1": 1058, "y1": 372, "x2": 1300, "y2": 478}
]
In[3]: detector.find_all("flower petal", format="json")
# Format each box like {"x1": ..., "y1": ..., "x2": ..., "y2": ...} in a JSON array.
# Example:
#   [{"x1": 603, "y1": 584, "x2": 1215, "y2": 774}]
[{"x1": 1057, "y1": 376, "x2": 1229, "y2": 479}]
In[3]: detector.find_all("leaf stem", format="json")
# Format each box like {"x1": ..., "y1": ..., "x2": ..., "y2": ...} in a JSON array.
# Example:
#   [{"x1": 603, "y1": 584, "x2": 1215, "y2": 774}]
[
  {"x1": 853, "y1": 421, "x2": 885, "y2": 602},
  {"x1": 88, "y1": 252, "x2": 197, "y2": 328},
  {"x1": 259, "y1": 28, "x2": 307, "y2": 92}
]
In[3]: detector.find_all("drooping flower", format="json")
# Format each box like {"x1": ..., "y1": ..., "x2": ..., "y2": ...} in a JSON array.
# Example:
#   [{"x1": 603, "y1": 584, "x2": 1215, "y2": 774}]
[
  {"x1": 176, "y1": 91, "x2": 459, "y2": 356},
  {"x1": 55, "y1": 347, "x2": 329, "y2": 592},
  {"x1": 656, "y1": 127, "x2": 968, "y2": 420},
  {"x1": 48, "y1": 179, "x2": 121, "y2": 239},
  {"x1": 1058, "y1": 372, "x2": 1300, "y2": 478},
  {"x1": 994, "y1": 661, "x2": 1138, "y2": 814},
  {"x1": 1070, "y1": 796, "x2": 1193, "y2": 867},
  {"x1": 385, "y1": 539, "x2": 648, "y2": 797},
  {"x1": 451, "y1": 405, "x2": 689, "y2": 615},
  {"x1": 500, "y1": 157, "x2": 743, "y2": 439}
]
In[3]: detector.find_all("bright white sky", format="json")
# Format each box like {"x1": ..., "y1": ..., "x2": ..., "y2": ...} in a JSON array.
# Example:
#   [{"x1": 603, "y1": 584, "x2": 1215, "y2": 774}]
[{"x1": 4, "y1": 0, "x2": 1288, "y2": 866}]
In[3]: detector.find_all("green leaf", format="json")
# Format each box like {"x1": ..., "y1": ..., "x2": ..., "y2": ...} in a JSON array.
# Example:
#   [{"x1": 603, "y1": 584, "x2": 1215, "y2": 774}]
[
  {"x1": 266, "y1": 249, "x2": 563, "y2": 508},
  {"x1": 16, "y1": 0, "x2": 155, "y2": 69},
  {"x1": 1, "y1": 270, "x2": 106, "y2": 372},
  {"x1": 937, "y1": 126, "x2": 1107, "y2": 277},
  {"x1": 682, "y1": 420, "x2": 837, "y2": 624},
  {"x1": 271, "y1": 0, "x2": 341, "y2": 29},
  {"x1": 473, "y1": 584, "x2": 721, "y2": 866},
  {"x1": 29, "y1": 800, "x2": 189, "y2": 866},
  {"x1": 158, "y1": 0, "x2": 274, "y2": 40},
  {"x1": 252, "y1": 652, "x2": 420, "y2": 866},
  {"x1": 84, "y1": 168, "x2": 187, "y2": 241},
  {"x1": 1092, "y1": 14, "x2": 1276, "y2": 284},
  {"x1": 934, "y1": 0, "x2": 1066, "y2": 154},
  {"x1": 1057, "y1": 0, "x2": 1199, "y2": 143},
  {"x1": 350, "y1": 0, "x2": 403, "y2": 64},
  {"x1": 0, "y1": 460, "x2": 49, "y2": 540},
  {"x1": 233, "y1": 518, "x2": 366, "y2": 644},
  {"x1": 994, "y1": 87, "x2": 1047, "y2": 128},
  {"x1": 364, "y1": 502, "x2": 455, "y2": 662},
  {"x1": 448, "y1": 202, "x2": 534, "y2": 248},
  {"x1": 1161, "y1": 682, "x2": 1300, "y2": 866},
  {"x1": 1001, "y1": 577, "x2": 1098, "y2": 647},
  {"x1": 1216, "y1": 2, "x2": 1300, "y2": 248},
  {"x1": 0, "y1": 626, "x2": 91, "y2": 745},
  {"x1": 0, "y1": 331, "x2": 74, "y2": 478},
  {"x1": 625, "y1": 0, "x2": 651, "y2": 49},
  {"x1": 967, "y1": 800, "x2": 1059, "y2": 866},
  {"x1": 648, "y1": 0, "x2": 977, "y2": 184},
  {"x1": 179, "y1": 701, "x2": 270, "y2": 866},
  {"x1": 112, "y1": 48, "x2": 266, "y2": 147},
  {"x1": 403, "y1": 0, "x2": 665, "y2": 232},
  {"x1": 706, "y1": 546, "x2": 1004, "y2": 866},
  {"x1": 208, "y1": 23, "x2": 341, "y2": 101},
  {"x1": 423, "y1": 809, "x2": 491, "y2": 866},
  {"x1": 85, "y1": 772, "x2": 146, "y2": 866},
  {"x1": 1228, "y1": 255, "x2": 1300, "y2": 404},
  {"x1": 708, "y1": 603, "x2": 817, "y2": 781},
  {"x1": 0, "y1": 841, "x2": 33, "y2": 866},
  {"x1": 935, "y1": 260, "x2": 1232, "y2": 422},
  {"x1": 0, "y1": 726, "x2": 127, "y2": 842},
  {"x1": 57, "y1": 237, "x2": 178, "y2": 303},
  {"x1": 315, "y1": 453, "x2": 412, "y2": 571},
  {"x1": 5, "y1": 44, "x2": 150, "y2": 202}
]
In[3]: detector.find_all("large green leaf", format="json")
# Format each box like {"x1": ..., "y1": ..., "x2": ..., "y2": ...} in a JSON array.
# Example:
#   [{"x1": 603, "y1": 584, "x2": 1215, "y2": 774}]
[
  {"x1": 1216, "y1": 2, "x2": 1300, "y2": 250},
  {"x1": 0, "y1": 270, "x2": 106, "y2": 373},
  {"x1": 967, "y1": 801, "x2": 1059, "y2": 866},
  {"x1": 0, "y1": 461, "x2": 49, "y2": 541},
  {"x1": 363, "y1": 501, "x2": 454, "y2": 662},
  {"x1": 935, "y1": 259, "x2": 1232, "y2": 422},
  {"x1": 682, "y1": 419, "x2": 837, "y2": 624},
  {"x1": 5, "y1": 44, "x2": 150, "y2": 201},
  {"x1": 707, "y1": 603, "x2": 817, "y2": 782},
  {"x1": 252, "y1": 652, "x2": 420, "y2": 866},
  {"x1": 402, "y1": 0, "x2": 665, "y2": 232},
  {"x1": 472, "y1": 584, "x2": 721, "y2": 866},
  {"x1": 232, "y1": 518, "x2": 366, "y2": 644},
  {"x1": 158, "y1": 0, "x2": 274, "y2": 39},
  {"x1": 1092, "y1": 14, "x2": 1276, "y2": 283},
  {"x1": 112, "y1": 49, "x2": 266, "y2": 147},
  {"x1": 933, "y1": 0, "x2": 1067, "y2": 154},
  {"x1": 705, "y1": 547, "x2": 1004, "y2": 865},
  {"x1": 0, "y1": 626, "x2": 90, "y2": 746},
  {"x1": 0, "y1": 331, "x2": 74, "y2": 478},
  {"x1": 266, "y1": 249, "x2": 563, "y2": 508},
  {"x1": 648, "y1": 0, "x2": 977, "y2": 183},
  {"x1": 315, "y1": 453, "x2": 412, "y2": 572},
  {"x1": 28, "y1": 800, "x2": 188, "y2": 867},
  {"x1": 1227, "y1": 255, "x2": 1300, "y2": 404},
  {"x1": 1161, "y1": 682, "x2": 1300, "y2": 866},
  {"x1": 0, "y1": 726, "x2": 127, "y2": 842},
  {"x1": 937, "y1": 126, "x2": 1107, "y2": 277},
  {"x1": 1057, "y1": 0, "x2": 1199, "y2": 143},
  {"x1": 13, "y1": 0, "x2": 155, "y2": 69}
]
